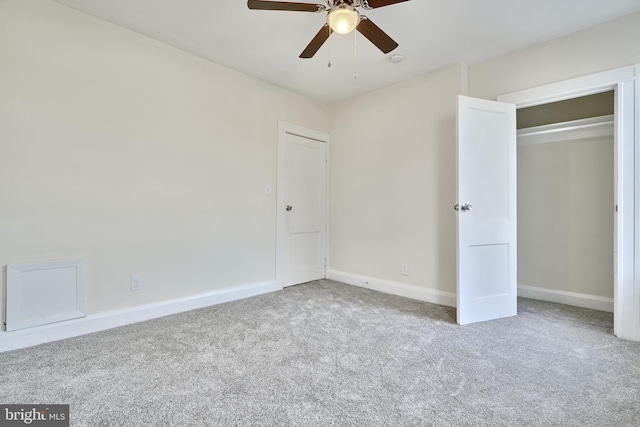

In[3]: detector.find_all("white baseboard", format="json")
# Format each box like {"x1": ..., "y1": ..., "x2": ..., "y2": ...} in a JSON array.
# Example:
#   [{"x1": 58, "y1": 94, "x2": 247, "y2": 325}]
[
  {"x1": 0, "y1": 280, "x2": 280, "y2": 353},
  {"x1": 518, "y1": 284, "x2": 613, "y2": 313},
  {"x1": 325, "y1": 272, "x2": 613, "y2": 313},
  {"x1": 327, "y1": 270, "x2": 456, "y2": 308}
]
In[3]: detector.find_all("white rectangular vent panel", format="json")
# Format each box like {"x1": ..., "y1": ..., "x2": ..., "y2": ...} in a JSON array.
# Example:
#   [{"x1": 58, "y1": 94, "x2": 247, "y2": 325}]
[{"x1": 6, "y1": 259, "x2": 87, "y2": 331}]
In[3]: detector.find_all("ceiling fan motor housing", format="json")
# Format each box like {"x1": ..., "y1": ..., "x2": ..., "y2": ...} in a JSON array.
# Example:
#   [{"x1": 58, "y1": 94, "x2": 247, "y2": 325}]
[{"x1": 357, "y1": 0, "x2": 375, "y2": 10}]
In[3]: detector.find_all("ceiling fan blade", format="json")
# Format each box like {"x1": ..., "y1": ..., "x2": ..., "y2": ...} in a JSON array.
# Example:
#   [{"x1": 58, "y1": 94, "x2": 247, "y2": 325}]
[
  {"x1": 247, "y1": 0, "x2": 325, "y2": 12},
  {"x1": 361, "y1": 0, "x2": 411, "y2": 9},
  {"x1": 356, "y1": 17, "x2": 398, "y2": 54},
  {"x1": 299, "y1": 24, "x2": 332, "y2": 58}
]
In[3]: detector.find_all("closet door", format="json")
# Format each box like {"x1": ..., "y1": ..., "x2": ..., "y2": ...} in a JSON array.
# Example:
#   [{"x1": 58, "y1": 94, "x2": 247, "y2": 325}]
[{"x1": 456, "y1": 95, "x2": 517, "y2": 325}]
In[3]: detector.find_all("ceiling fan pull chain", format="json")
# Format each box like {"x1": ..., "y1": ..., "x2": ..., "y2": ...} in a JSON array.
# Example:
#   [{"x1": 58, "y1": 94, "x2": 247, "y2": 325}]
[
  {"x1": 328, "y1": 34, "x2": 332, "y2": 68},
  {"x1": 353, "y1": 29, "x2": 358, "y2": 79}
]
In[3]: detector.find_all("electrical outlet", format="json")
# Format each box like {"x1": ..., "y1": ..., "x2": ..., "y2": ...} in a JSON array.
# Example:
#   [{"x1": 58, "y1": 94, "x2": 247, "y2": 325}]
[
  {"x1": 131, "y1": 275, "x2": 143, "y2": 291},
  {"x1": 401, "y1": 263, "x2": 408, "y2": 276}
]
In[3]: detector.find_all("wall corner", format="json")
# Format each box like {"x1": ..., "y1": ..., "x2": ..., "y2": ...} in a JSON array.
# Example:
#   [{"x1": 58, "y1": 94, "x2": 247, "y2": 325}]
[{"x1": 459, "y1": 62, "x2": 470, "y2": 96}]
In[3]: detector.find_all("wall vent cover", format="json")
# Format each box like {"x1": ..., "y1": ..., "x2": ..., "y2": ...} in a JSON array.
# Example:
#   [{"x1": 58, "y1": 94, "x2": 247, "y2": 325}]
[{"x1": 6, "y1": 259, "x2": 87, "y2": 331}]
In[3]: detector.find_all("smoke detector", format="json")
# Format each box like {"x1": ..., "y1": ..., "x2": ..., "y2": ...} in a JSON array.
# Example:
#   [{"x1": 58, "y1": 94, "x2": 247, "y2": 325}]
[{"x1": 389, "y1": 53, "x2": 404, "y2": 63}]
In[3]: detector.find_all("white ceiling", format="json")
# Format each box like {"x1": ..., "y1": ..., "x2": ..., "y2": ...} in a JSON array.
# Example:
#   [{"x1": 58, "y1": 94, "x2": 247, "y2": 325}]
[{"x1": 54, "y1": 0, "x2": 640, "y2": 104}]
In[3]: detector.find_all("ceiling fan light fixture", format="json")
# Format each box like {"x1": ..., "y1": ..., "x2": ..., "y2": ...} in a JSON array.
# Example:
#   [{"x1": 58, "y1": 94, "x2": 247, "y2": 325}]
[{"x1": 328, "y1": 5, "x2": 360, "y2": 34}]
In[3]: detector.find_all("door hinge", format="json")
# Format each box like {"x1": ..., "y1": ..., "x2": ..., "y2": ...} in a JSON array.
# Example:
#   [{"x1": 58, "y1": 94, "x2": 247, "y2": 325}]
[{"x1": 615, "y1": 204, "x2": 618, "y2": 213}]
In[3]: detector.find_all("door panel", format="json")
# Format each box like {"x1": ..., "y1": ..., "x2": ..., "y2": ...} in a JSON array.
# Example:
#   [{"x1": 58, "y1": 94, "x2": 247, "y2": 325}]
[
  {"x1": 457, "y1": 95, "x2": 517, "y2": 325},
  {"x1": 466, "y1": 244, "x2": 510, "y2": 299}
]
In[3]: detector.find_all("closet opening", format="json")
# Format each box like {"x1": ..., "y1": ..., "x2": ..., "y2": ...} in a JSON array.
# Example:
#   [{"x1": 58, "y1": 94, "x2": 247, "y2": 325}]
[{"x1": 516, "y1": 91, "x2": 615, "y2": 313}]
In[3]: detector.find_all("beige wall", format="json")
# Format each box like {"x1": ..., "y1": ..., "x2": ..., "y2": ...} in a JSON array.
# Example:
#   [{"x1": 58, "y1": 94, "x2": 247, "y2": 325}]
[
  {"x1": 2, "y1": 0, "x2": 639, "y2": 329},
  {"x1": 329, "y1": 63, "x2": 466, "y2": 294},
  {"x1": 468, "y1": 11, "x2": 639, "y2": 301},
  {"x1": 517, "y1": 91, "x2": 614, "y2": 129},
  {"x1": 518, "y1": 136, "x2": 614, "y2": 298},
  {"x1": 469, "y1": 11, "x2": 640, "y2": 100},
  {"x1": 329, "y1": 10, "x2": 640, "y2": 301},
  {"x1": 0, "y1": 0, "x2": 329, "y2": 321}
]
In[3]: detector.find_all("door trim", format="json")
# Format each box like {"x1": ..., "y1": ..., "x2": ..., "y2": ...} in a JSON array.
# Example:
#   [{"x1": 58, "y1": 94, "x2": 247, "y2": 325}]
[
  {"x1": 498, "y1": 65, "x2": 639, "y2": 341},
  {"x1": 276, "y1": 121, "x2": 330, "y2": 289}
]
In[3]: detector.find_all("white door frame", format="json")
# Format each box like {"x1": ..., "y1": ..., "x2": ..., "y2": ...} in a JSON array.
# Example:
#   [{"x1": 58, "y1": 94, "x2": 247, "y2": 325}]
[
  {"x1": 276, "y1": 121, "x2": 330, "y2": 289},
  {"x1": 498, "y1": 65, "x2": 639, "y2": 341}
]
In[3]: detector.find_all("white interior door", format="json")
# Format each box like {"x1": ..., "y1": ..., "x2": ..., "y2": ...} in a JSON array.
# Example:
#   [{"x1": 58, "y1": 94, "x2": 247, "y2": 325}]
[
  {"x1": 456, "y1": 95, "x2": 517, "y2": 325},
  {"x1": 277, "y1": 122, "x2": 328, "y2": 288}
]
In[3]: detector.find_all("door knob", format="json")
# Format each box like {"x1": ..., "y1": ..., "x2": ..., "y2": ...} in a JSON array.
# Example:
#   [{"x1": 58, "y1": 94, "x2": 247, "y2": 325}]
[
  {"x1": 286, "y1": 205, "x2": 293, "y2": 211},
  {"x1": 454, "y1": 203, "x2": 472, "y2": 212}
]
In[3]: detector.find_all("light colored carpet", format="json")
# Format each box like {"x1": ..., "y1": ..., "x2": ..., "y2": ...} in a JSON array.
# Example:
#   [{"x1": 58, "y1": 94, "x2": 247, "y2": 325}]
[{"x1": 1, "y1": 279, "x2": 639, "y2": 426}]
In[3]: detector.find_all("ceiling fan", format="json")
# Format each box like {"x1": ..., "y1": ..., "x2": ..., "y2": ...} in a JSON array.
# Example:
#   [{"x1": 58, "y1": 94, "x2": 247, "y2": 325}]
[{"x1": 247, "y1": 0, "x2": 410, "y2": 58}]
